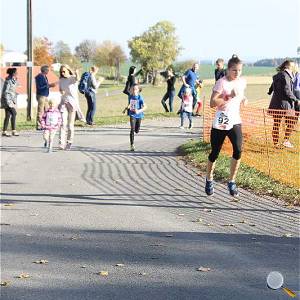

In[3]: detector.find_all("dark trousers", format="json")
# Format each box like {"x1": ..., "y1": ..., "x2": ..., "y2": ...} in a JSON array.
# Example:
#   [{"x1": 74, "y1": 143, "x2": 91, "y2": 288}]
[
  {"x1": 161, "y1": 90, "x2": 175, "y2": 112},
  {"x1": 3, "y1": 107, "x2": 17, "y2": 131},
  {"x1": 85, "y1": 91, "x2": 96, "y2": 124},
  {"x1": 130, "y1": 116, "x2": 141, "y2": 145},
  {"x1": 208, "y1": 124, "x2": 243, "y2": 162}
]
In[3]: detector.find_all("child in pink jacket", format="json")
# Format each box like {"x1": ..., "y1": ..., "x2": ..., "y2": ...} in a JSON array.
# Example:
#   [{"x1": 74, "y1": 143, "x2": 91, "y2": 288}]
[{"x1": 41, "y1": 99, "x2": 62, "y2": 153}]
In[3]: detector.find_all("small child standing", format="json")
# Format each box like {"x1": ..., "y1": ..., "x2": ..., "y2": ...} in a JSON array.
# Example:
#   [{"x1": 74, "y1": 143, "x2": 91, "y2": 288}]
[
  {"x1": 41, "y1": 99, "x2": 62, "y2": 153},
  {"x1": 179, "y1": 87, "x2": 193, "y2": 129},
  {"x1": 123, "y1": 84, "x2": 146, "y2": 151}
]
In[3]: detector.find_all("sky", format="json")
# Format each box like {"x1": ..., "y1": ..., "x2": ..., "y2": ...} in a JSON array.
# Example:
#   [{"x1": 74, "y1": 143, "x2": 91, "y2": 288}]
[{"x1": 1, "y1": 0, "x2": 300, "y2": 62}]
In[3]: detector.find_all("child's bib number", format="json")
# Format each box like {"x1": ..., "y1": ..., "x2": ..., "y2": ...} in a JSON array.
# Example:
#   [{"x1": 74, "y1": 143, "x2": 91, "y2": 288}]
[
  {"x1": 212, "y1": 111, "x2": 233, "y2": 130},
  {"x1": 129, "y1": 99, "x2": 138, "y2": 111}
]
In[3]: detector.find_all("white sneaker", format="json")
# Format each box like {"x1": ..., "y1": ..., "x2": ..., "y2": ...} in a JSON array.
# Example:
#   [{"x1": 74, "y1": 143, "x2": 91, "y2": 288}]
[
  {"x1": 179, "y1": 126, "x2": 184, "y2": 129},
  {"x1": 282, "y1": 140, "x2": 294, "y2": 148}
]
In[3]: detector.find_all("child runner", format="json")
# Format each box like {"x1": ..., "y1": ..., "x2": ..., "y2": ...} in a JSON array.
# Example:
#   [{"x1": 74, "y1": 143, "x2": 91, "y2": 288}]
[
  {"x1": 123, "y1": 84, "x2": 147, "y2": 151},
  {"x1": 179, "y1": 87, "x2": 193, "y2": 129},
  {"x1": 41, "y1": 99, "x2": 62, "y2": 153},
  {"x1": 205, "y1": 55, "x2": 247, "y2": 197}
]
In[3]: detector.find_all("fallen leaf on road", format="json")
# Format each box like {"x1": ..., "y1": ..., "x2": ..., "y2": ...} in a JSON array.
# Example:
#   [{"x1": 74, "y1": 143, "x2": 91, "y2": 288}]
[
  {"x1": 30, "y1": 213, "x2": 39, "y2": 217},
  {"x1": 139, "y1": 272, "x2": 147, "y2": 276},
  {"x1": 197, "y1": 267, "x2": 211, "y2": 272},
  {"x1": 115, "y1": 264, "x2": 125, "y2": 267},
  {"x1": 230, "y1": 199, "x2": 239, "y2": 203},
  {"x1": 238, "y1": 220, "x2": 247, "y2": 224},
  {"x1": 165, "y1": 234, "x2": 173, "y2": 237},
  {"x1": 205, "y1": 223, "x2": 213, "y2": 226},
  {"x1": 203, "y1": 209, "x2": 212, "y2": 212},
  {"x1": 16, "y1": 273, "x2": 30, "y2": 279},
  {"x1": 25, "y1": 234, "x2": 32, "y2": 237},
  {"x1": 282, "y1": 233, "x2": 292, "y2": 238},
  {"x1": 177, "y1": 213, "x2": 185, "y2": 216},
  {"x1": 98, "y1": 271, "x2": 109, "y2": 276},
  {"x1": 175, "y1": 188, "x2": 183, "y2": 192},
  {"x1": 192, "y1": 218, "x2": 203, "y2": 223},
  {"x1": 0, "y1": 281, "x2": 10, "y2": 286},
  {"x1": 70, "y1": 236, "x2": 78, "y2": 240},
  {"x1": 34, "y1": 260, "x2": 48, "y2": 264},
  {"x1": 249, "y1": 224, "x2": 256, "y2": 227},
  {"x1": 0, "y1": 223, "x2": 11, "y2": 226},
  {"x1": 81, "y1": 265, "x2": 87, "y2": 268},
  {"x1": 4, "y1": 204, "x2": 14, "y2": 207},
  {"x1": 222, "y1": 224, "x2": 235, "y2": 227}
]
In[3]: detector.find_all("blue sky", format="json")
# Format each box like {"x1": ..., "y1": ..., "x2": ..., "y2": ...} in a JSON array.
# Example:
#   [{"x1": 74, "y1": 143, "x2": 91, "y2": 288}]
[{"x1": 1, "y1": 0, "x2": 299, "y2": 62}]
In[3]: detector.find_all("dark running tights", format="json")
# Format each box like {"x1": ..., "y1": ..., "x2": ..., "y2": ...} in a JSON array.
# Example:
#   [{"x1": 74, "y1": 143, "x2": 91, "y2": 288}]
[
  {"x1": 130, "y1": 117, "x2": 141, "y2": 145},
  {"x1": 208, "y1": 124, "x2": 243, "y2": 162},
  {"x1": 3, "y1": 107, "x2": 17, "y2": 131}
]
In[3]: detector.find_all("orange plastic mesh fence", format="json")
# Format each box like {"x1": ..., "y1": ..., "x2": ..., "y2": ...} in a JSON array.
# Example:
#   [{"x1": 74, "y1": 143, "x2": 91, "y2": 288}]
[{"x1": 203, "y1": 103, "x2": 300, "y2": 188}]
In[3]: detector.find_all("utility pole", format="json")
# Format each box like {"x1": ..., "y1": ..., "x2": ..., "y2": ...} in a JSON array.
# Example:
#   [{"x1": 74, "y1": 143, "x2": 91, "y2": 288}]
[{"x1": 26, "y1": 0, "x2": 33, "y2": 121}]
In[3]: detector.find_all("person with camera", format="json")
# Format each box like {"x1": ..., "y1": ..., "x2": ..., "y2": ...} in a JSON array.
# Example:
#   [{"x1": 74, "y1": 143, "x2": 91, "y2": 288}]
[{"x1": 161, "y1": 68, "x2": 176, "y2": 113}]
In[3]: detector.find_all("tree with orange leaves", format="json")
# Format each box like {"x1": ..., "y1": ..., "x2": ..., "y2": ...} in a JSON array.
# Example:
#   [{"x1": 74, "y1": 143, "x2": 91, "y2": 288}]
[{"x1": 33, "y1": 37, "x2": 54, "y2": 66}]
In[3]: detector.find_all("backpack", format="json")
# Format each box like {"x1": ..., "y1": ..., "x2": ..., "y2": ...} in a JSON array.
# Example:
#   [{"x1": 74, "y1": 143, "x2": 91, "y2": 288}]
[{"x1": 78, "y1": 72, "x2": 91, "y2": 94}]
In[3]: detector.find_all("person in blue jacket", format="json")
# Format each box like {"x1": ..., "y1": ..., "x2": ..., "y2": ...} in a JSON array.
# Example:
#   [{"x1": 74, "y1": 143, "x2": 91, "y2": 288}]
[
  {"x1": 123, "y1": 83, "x2": 147, "y2": 151},
  {"x1": 35, "y1": 65, "x2": 56, "y2": 130},
  {"x1": 178, "y1": 63, "x2": 202, "y2": 112}
]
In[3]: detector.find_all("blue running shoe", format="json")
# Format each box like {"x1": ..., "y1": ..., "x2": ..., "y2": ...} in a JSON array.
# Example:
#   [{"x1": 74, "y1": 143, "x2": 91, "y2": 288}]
[
  {"x1": 228, "y1": 181, "x2": 239, "y2": 196},
  {"x1": 205, "y1": 179, "x2": 214, "y2": 196}
]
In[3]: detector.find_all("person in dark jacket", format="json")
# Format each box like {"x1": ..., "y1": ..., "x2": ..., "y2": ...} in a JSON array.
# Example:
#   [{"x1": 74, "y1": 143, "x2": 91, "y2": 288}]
[
  {"x1": 161, "y1": 69, "x2": 176, "y2": 112},
  {"x1": 123, "y1": 66, "x2": 143, "y2": 98},
  {"x1": 1, "y1": 68, "x2": 19, "y2": 136},
  {"x1": 214, "y1": 58, "x2": 226, "y2": 82},
  {"x1": 268, "y1": 60, "x2": 299, "y2": 148},
  {"x1": 35, "y1": 65, "x2": 56, "y2": 130}
]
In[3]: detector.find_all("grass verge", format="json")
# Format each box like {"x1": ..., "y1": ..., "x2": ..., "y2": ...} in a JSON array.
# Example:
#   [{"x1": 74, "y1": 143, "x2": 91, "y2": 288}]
[{"x1": 179, "y1": 139, "x2": 300, "y2": 205}]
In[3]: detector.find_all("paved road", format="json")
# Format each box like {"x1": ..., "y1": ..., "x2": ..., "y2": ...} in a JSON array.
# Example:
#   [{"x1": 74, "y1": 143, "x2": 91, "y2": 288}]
[{"x1": 1, "y1": 118, "x2": 299, "y2": 300}]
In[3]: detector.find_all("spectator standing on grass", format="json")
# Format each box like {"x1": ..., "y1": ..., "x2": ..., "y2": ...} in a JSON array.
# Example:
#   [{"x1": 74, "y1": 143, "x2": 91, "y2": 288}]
[
  {"x1": 161, "y1": 68, "x2": 176, "y2": 113},
  {"x1": 123, "y1": 66, "x2": 143, "y2": 100},
  {"x1": 58, "y1": 65, "x2": 81, "y2": 151},
  {"x1": 1, "y1": 68, "x2": 19, "y2": 137},
  {"x1": 205, "y1": 55, "x2": 247, "y2": 197},
  {"x1": 35, "y1": 65, "x2": 56, "y2": 130},
  {"x1": 122, "y1": 83, "x2": 147, "y2": 152},
  {"x1": 268, "y1": 60, "x2": 299, "y2": 148},
  {"x1": 178, "y1": 63, "x2": 202, "y2": 111},
  {"x1": 215, "y1": 58, "x2": 226, "y2": 82},
  {"x1": 85, "y1": 66, "x2": 101, "y2": 126}
]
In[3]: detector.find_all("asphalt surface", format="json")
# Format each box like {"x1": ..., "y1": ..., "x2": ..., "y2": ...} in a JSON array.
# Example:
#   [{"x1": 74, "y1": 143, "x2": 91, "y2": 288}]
[{"x1": 1, "y1": 118, "x2": 299, "y2": 300}]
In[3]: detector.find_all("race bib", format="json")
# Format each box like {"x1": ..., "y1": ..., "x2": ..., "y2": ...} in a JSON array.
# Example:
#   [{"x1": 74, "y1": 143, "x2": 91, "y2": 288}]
[
  {"x1": 212, "y1": 111, "x2": 233, "y2": 130},
  {"x1": 48, "y1": 114, "x2": 59, "y2": 126},
  {"x1": 129, "y1": 99, "x2": 138, "y2": 111}
]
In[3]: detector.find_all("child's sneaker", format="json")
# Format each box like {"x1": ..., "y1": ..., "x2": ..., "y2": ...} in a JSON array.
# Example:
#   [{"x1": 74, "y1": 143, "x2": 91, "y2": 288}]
[
  {"x1": 188, "y1": 123, "x2": 193, "y2": 129},
  {"x1": 205, "y1": 179, "x2": 214, "y2": 196},
  {"x1": 65, "y1": 143, "x2": 72, "y2": 151},
  {"x1": 130, "y1": 144, "x2": 135, "y2": 152},
  {"x1": 44, "y1": 141, "x2": 48, "y2": 148},
  {"x1": 227, "y1": 181, "x2": 239, "y2": 196},
  {"x1": 179, "y1": 126, "x2": 184, "y2": 129}
]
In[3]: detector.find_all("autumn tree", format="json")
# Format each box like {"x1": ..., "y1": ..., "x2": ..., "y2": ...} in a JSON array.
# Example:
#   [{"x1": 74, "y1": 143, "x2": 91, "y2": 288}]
[
  {"x1": 75, "y1": 39, "x2": 97, "y2": 63},
  {"x1": 128, "y1": 21, "x2": 181, "y2": 84},
  {"x1": 93, "y1": 41, "x2": 126, "y2": 81},
  {"x1": 53, "y1": 40, "x2": 72, "y2": 63},
  {"x1": 33, "y1": 37, "x2": 54, "y2": 66}
]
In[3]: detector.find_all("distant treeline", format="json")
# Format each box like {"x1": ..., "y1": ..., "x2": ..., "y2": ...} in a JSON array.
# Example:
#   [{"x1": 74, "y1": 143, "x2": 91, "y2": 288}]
[{"x1": 254, "y1": 57, "x2": 300, "y2": 67}]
